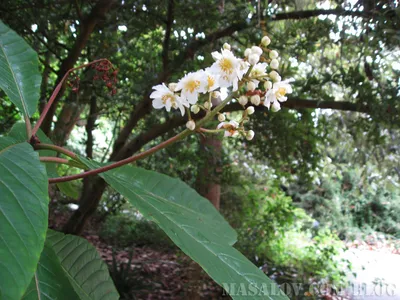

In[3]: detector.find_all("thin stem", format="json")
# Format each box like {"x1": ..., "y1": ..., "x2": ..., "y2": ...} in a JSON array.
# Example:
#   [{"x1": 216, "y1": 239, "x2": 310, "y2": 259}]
[
  {"x1": 34, "y1": 143, "x2": 77, "y2": 159},
  {"x1": 31, "y1": 58, "x2": 112, "y2": 137},
  {"x1": 40, "y1": 157, "x2": 70, "y2": 165},
  {"x1": 48, "y1": 92, "x2": 236, "y2": 184},
  {"x1": 24, "y1": 115, "x2": 32, "y2": 139},
  {"x1": 199, "y1": 128, "x2": 225, "y2": 134},
  {"x1": 40, "y1": 156, "x2": 86, "y2": 168}
]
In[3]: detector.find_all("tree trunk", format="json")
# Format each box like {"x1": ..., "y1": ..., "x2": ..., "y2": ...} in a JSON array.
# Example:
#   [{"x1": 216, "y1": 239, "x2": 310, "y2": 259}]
[
  {"x1": 187, "y1": 133, "x2": 223, "y2": 298},
  {"x1": 63, "y1": 177, "x2": 107, "y2": 235}
]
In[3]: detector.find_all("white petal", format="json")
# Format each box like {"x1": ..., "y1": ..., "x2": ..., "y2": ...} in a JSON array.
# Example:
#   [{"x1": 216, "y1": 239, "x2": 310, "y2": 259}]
[{"x1": 152, "y1": 99, "x2": 164, "y2": 109}]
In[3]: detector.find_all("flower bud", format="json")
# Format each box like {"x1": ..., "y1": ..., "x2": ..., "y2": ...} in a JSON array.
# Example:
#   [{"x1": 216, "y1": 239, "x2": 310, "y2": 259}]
[
  {"x1": 186, "y1": 120, "x2": 196, "y2": 131},
  {"x1": 261, "y1": 36, "x2": 271, "y2": 47},
  {"x1": 244, "y1": 48, "x2": 251, "y2": 57},
  {"x1": 248, "y1": 53, "x2": 260, "y2": 65},
  {"x1": 191, "y1": 104, "x2": 200, "y2": 114},
  {"x1": 211, "y1": 91, "x2": 221, "y2": 98},
  {"x1": 264, "y1": 81, "x2": 272, "y2": 90},
  {"x1": 238, "y1": 95, "x2": 248, "y2": 106},
  {"x1": 251, "y1": 46, "x2": 263, "y2": 56},
  {"x1": 246, "y1": 130, "x2": 255, "y2": 141},
  {"x1": 270, "y1": 58, "x2": 279, "y2": 69},
  {"x1": 246, "y1": 106, "x2": 255, "y2": 115},
  {"x1": 204, "y1": 101, "x2": 212, "y2": 109},
  {"x1": 247, "y1": 81, "x2": 256, "y2": 92},
  {"x1": 269, "y1": 50, "x2": 279, "y2": 59},
  {"x1": 271, "y1": 101, "x2": 281, "y2": 112},
  {"x1": 269, "y1": 71, "x2": 281, "y2": 82},
  {"x1": 223, "y1": 43, "x2": 231, "y2": 50},
  {"x1": 250, "y1": 94, "x2": 261, "y2": 106},
  {"x1": 168, "y1": 83, "x2": 178, "y2": 91},
  {"x1": 218, "y1": 114, "x2": 226, "y2": 122}
]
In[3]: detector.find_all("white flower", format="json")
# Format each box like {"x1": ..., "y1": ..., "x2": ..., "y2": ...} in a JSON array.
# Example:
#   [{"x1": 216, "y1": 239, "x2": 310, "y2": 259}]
[
  {"x1": 218, "y1": 114, "x2": 226, "y2": 122},
  {"x1": 251, "y1": 46, "x2": 263, "y2": 56},
  {"x1": 238, "y1": 95, "x2": 248, "y2": 106},
  {"x1": 270, "y1": 59, "x2": 279, "y2": 69},
  {"x1": 261, "y1": 36, "x2": 271, "y2": 47},
  {"x1": 246, "y1": 130, "x2": 255, "y2": 141},
  {"x1": 217, "y1": 120, "x2": 240, "y2": 137},
  {"x1": 250, "y1": 62, "x2": 268, "y2": 86},
  {"x1": 247, "y1": 81, "x2": 256, "y2": 92},
  {"x1": 264, "y1": 80, "x2": 293, "y2": 111},
  {"x1": 210, "y1": 49, "x2": 246, "y2": 91},
  {"x1": 248, "y1": 53, "x2": 260, "y2": 65},
  {"x1": 246, "y1": 106, "x2": 255, "y2": 115},
  {"x1": 244, "y1": 48, "x2": 251, "y2": 57},
  {"x1": 250, "y1": 94, "x2": 261, "y2": 106},
  {"x1": 201, "y1": 68, "x2": 220, "y2": 92},
  {"x1": 175, "y1": 71, "x2": 205, "y2": 104},
  {"x1": 186, "y1": 120, "x2": 196, "y2": 130},
  {"x1": 269, "y1": 50, "x2": 279, "y2": 59},
  {"x1": 151, "y1": 83, "x2": 188, "y2": 116}
]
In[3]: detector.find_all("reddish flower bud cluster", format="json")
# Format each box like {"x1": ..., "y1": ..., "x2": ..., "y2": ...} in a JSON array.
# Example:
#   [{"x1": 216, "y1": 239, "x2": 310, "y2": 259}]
[
  {"x1": 92, "y1": 60, "x2": 118, "y2": 95},
  {"x1": 245, "y1": 89, "x2": 266, "y2": 97}
]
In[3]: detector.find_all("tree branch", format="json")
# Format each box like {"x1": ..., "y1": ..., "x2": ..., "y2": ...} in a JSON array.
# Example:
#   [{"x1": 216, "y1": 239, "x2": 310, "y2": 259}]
[
  {"x1": 162, "y1": 0, "x2": 174, "y2": 72},
  {"x1": 40, "y1": 0, "x2": 116, "y2": 135}
]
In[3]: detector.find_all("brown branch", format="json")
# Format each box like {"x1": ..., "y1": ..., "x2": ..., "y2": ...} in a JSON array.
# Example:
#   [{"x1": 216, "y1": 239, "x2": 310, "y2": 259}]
[
  {"x1": 162, "y1": 0, "x2": 174, "y2": 72},
  {"x1": 272, "y1": 8, "x2": 369, "y2": 21},
  {"x1": 86, "y1": 96, "x2": 97, "y2": 159}
]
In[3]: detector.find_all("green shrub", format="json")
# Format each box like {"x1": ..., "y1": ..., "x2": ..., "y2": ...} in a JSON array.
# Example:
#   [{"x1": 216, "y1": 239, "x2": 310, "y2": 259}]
[
  {"x1": 222, "y1": 183, "x2": 349, "y2": 287},
  {"x1": 99, "y1": 213, "x2": 174, "y2": 248}
]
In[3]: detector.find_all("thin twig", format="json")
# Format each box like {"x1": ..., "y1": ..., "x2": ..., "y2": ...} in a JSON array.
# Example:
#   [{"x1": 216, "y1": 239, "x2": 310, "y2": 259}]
[{"x1": 34, "y1": 143, "x2": 77, "y2": 159}]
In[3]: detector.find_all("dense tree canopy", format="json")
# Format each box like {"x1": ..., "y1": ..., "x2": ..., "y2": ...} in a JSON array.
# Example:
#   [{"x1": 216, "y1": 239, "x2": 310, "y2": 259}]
[{"x1": 0, "y1": 1, "x2": 399, "y2": 298}]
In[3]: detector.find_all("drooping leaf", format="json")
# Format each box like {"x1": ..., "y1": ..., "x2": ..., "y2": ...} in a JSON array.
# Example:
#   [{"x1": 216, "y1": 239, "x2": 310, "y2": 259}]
[
  {"x1": 81, "y1": 158, "x2": 288, "y2": 300},
  {"x1": 0, "y1": 141, "x2": 48, "y2": 299},
  {"x1": 22, "y1": 238, "x2": 79, "y2": 300},
  {"x1": 8, "y1": 122, "x2": 80, "y2": 199},
  {"x1": 46, "y1": 230, "x2": 119, "y2": 300},
  {"x1": 0, "y1": 20, "x2": 41, "y2": 117}
]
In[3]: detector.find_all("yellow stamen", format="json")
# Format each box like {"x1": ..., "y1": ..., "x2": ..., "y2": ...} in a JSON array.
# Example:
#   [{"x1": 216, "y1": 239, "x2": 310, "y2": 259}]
[
  {"x1": 185, "y1": 80, "x2": 201, "y2": 93},
  {"x1": 276, "y1": 87, "x2": 287, "y2": 97},
  {"x1": 207, "y1": 75, "x2": 215, "y2": 89},
  {"x1": 162, "y1": 94, "x2": 176, "y2": 106},
  {"x1": 219, "y1": 58, "x2": 234, "y2": 74}
]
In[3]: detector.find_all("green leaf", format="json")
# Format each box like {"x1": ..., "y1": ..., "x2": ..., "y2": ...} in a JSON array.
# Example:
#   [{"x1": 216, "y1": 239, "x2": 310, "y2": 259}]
[
  {"x1": 8, "y1": 122, "x2": 80, "y2": 199},
  {"x1": 46, "y1": 230, "x2": 119, "y2": 300},
  {"x1": 0, "y1": 141, "x2": 49, "y2": 300},
  {"x1": 22, "y1": 239, "x2": 79, "y2": 300},
  {"x1": 0, "y1": 20, "x2": 41, "y2": 117},
  {"x1": 81, "y1": 159, "x2": 288, "y2": 300}
]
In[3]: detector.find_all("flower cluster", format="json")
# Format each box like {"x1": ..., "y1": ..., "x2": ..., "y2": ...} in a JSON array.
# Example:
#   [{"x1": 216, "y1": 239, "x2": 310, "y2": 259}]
[{"x1": 150, "y1": 36, "x2": 292, "y2": 140}]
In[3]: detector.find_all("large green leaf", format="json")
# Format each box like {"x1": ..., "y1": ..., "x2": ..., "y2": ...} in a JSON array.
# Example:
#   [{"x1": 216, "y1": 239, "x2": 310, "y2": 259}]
[
  {"x1": 0, "y1": 20, "x2": 41, "y2": 117},
  {"x1": 22, "y1": 239, "x2": 79, "y2": 300},
  {"x1": 82, "y1": 159, "x2": 288, "y2": 300},
  {"x1": 0, "y1": 141, "x2": 49, "y2": 299},
  {"x1": 8, "y1": 122, "x2": 80, "y2": 199},
  {"x1": 46, "y1": 230, "x2": 119, "y2": 300}
]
